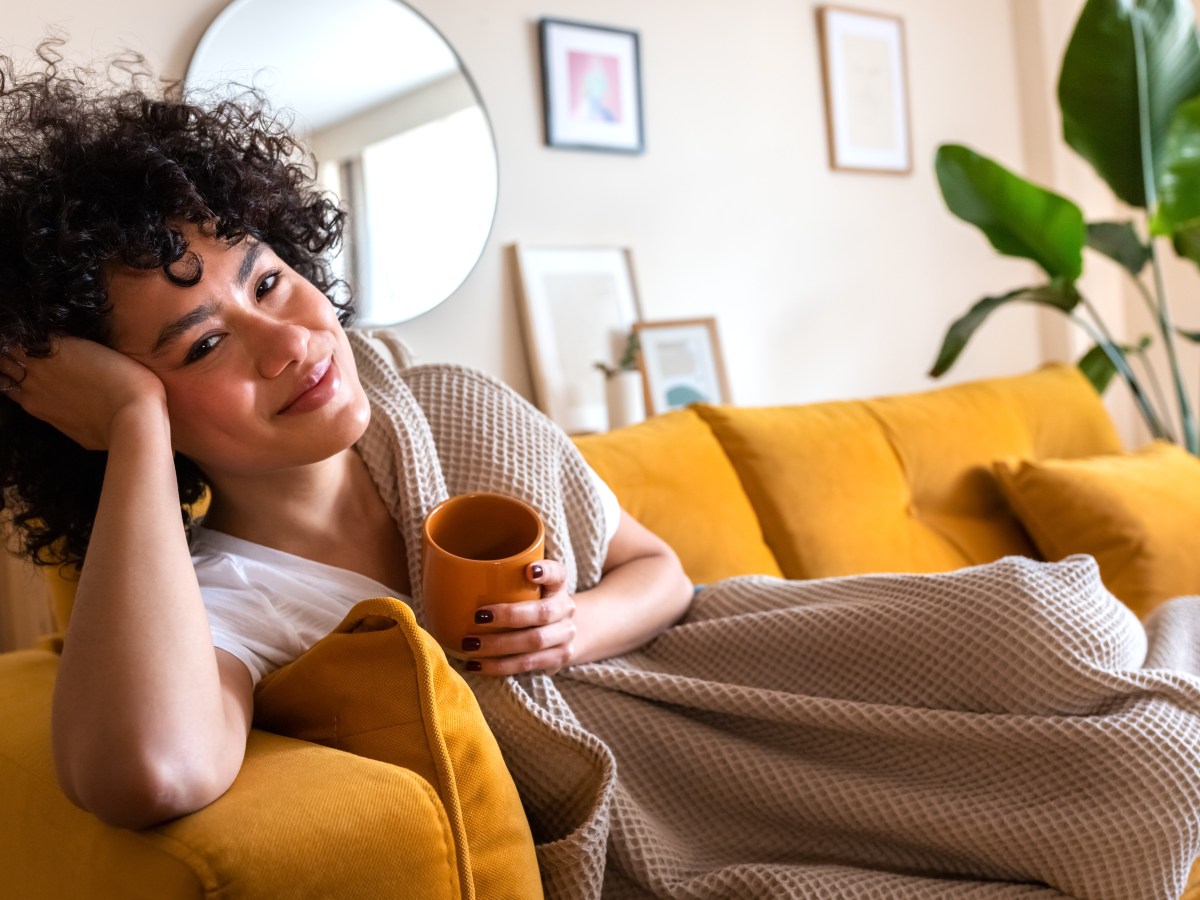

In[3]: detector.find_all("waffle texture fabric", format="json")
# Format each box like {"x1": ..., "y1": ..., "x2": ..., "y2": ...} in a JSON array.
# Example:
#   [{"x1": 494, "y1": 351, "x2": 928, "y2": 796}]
[{"x1": 349, "y1": 331, "x2": 1200, "y2": 900}]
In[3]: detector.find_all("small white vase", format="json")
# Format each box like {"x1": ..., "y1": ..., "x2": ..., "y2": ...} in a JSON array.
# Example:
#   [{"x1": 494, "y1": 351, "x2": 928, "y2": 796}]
[{"x1": 605, "y1": 370, "x2": 646, "y2": 430}]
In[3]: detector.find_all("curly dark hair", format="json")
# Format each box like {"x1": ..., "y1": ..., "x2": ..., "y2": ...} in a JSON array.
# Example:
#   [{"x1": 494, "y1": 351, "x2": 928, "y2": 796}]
[{"x1": 0, "y1": 40, "x2": 352, "y2": 571}]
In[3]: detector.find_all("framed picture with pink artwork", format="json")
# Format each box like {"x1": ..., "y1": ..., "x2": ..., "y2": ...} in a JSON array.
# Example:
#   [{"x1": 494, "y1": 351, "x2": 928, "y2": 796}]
[{"x1": 538, "y1": 18, "x2": 644, "y2": 154}]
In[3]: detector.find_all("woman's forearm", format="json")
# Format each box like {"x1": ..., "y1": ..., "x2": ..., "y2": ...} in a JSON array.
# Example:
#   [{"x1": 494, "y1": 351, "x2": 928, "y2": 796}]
[
  {"x1": 51, "y1": 399, "x2": 249, "y2": 827},
  {"x1": 570, "y1": 544, "x2": 695, "y2": 665}
]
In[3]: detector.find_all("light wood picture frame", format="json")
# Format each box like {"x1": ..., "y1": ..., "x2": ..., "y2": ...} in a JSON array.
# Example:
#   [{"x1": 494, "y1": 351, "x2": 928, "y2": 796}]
[
  {"x1": 633, "y1": 317, "x2": 730, "y2": 416},
  {"x1": 816, "y1": 5, "x2": 912, "y2": 174},
  {"x1": 512, "y1": 244, "x2": 644, "y2": 434}
]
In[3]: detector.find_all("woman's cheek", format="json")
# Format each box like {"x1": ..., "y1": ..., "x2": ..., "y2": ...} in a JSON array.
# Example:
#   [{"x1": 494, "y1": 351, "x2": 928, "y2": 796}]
[{"x1": 164, "y1": 381, "x2": 254, "y2": 445}]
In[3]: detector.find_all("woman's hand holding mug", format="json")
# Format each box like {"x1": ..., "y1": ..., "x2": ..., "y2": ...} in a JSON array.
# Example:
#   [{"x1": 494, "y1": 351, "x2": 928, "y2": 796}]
[{"x1": 422, "y1": 492, "x2": 576, "y2": 676}]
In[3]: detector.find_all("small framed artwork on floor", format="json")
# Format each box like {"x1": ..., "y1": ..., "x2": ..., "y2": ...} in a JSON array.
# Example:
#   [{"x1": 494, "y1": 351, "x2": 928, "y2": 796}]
[
  {"x1": 538, "y1": 18, "x2": 645, "y2": 153},
  {"x1": 634, "y1": 318, "x2": 731, "y2": 416}
]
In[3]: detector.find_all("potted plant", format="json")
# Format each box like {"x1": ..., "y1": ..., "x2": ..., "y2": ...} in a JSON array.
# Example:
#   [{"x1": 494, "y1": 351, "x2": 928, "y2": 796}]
[
  {"x1": 595, "y1": 331, "x2": 645, "y2": 430},
  {"x1": 932, "y1": 0, "x2": 1200, "y2": 454}
]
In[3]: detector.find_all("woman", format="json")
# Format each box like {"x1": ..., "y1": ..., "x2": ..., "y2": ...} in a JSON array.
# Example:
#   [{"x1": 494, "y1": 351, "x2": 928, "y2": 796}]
[
  {"x1": 0, "y1": 45, "x2": 693, "y2": 831},
  {"x1": 5, "y1": 47, "x2": 1200, "y2": 900}
]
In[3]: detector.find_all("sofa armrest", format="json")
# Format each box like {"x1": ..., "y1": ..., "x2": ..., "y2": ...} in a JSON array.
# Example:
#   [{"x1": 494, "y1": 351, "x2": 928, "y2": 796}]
[{"x1": 0, "y1": 648, "x2": 462, "y2": 899}]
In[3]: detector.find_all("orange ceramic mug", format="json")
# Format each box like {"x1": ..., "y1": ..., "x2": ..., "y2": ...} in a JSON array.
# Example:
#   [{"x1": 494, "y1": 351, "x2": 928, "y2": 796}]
[{"x1": 421, "y1": 492, "x2": 545, "y2": 654}]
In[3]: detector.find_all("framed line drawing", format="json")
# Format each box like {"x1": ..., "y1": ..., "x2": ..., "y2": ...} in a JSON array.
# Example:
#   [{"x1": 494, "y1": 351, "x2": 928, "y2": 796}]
[
  {"x1": 634, "y1": 318, "x2": 730, "y2": 415},
  {"x1": 816, "y1": 6, "x2": 912, "y2": 174},
  {"x1": 512, "y1": 245, "x2": 644, "y2": 434},
  {"x1": 538, "y1": 18, "x2": 645, "y2": 153}
]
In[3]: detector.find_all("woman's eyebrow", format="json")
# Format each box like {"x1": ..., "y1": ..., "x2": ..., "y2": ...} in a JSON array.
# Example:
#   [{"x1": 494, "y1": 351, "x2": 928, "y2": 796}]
[
  {"x1": 150, "y1": 241, "x2": 267, "y2": 356},
  {"x1": 235, "y1": 240, "x2": 267, "y2": 288},
  {"x1": 152, "y1": 300, "x2": 221, "y2": 356}
]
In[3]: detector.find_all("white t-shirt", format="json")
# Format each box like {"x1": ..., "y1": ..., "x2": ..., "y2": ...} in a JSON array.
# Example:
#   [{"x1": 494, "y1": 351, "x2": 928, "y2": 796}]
[{"x1": 194, "y1": 471, "x2": 621, "y2": 685}]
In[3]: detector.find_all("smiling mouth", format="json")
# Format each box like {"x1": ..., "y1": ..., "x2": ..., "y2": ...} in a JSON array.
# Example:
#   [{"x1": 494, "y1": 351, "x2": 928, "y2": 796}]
[{"x1": 278, "y1": 356, "x2": 337, "y2": 415}]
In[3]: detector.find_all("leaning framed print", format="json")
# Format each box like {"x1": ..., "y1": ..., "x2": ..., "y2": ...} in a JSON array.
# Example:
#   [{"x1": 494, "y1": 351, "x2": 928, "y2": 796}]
[
  {"x1": 816, "y1": 6, "x2": 912, "y2": 174},
  {"x1": 633, "y1": 317, "x2": 731, "y2": 415},
  {"x1": 538, "y1": 18, "x2": 645, "y2": 153},
  {"x1": 512, "y1": 244, "x2": 644, "y2": 434}
]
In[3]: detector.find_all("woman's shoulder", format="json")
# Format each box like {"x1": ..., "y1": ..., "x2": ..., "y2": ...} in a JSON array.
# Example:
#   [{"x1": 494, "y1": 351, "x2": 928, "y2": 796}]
[
  {"x1": 348, "y1": 328, "x2": 539, "y2": 425},
  {"x1": 349, "y1": 328, "x2": 518, "y2": 394},
  {"x1": 348, "y1": 328, "x2": 417, "y2": 370}
]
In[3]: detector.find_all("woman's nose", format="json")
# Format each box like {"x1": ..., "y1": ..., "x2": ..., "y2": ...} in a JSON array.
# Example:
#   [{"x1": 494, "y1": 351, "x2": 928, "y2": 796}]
[{"x1": 247, "y1": 314, "x2": 309, "y2": 379}]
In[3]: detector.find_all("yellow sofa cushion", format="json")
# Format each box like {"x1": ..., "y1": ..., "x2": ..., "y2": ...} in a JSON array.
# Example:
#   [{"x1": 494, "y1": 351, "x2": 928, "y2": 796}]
[
  {"x1": 994, "y1": 441, "x2": 1200, "y2": 618},
  {"x1": 693, "y1": 365, "x2": 1123, "y2": 580},
  {"x1": 574, "y1": 409, "x2": 782, "y2": 583},
  {"x1": 253, "y1": 597, "x2": 543, "y2": 900}
]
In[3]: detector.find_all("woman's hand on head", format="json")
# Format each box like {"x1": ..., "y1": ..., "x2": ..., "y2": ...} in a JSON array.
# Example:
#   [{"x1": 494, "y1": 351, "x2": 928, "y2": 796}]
[
  {"x1": 0, "y1": 336, "x2": 167, "y2": 451},
  {"x1": 460, "y1": 560, "x2": 577, "y2": 677}
]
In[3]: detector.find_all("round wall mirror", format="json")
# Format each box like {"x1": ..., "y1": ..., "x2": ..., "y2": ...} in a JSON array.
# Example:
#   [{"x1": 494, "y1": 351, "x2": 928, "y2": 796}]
[{"x1": 186, "y1": 0, "x2": 499, "y2": 325}]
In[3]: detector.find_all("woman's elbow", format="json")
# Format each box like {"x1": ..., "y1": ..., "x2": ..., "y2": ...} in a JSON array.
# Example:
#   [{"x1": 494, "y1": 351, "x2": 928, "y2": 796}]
[
  {"x1": 57, "y1": 750, "x2": 236, "y2": 830},
  {"x1": 666, "y1": 552, "x2": 695, "y2": 616}
]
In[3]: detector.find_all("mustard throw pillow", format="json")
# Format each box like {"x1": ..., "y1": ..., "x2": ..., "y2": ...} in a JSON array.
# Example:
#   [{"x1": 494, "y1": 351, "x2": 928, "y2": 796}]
[
  {"x1": 253, "y1": 597, "x2": 543, "y2": 900},
  {"x1": 574, "y1": 409, "x2": 782, "y2": 583},
  {"x1": 994, "y1": 441, "x2": 1200, "y2": 618}
]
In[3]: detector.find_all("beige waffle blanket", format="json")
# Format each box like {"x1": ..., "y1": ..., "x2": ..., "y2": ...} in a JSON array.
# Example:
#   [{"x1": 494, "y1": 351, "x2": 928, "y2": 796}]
[{"x1": 349, "y1": 331, "x2": 1200, "y2": 900}]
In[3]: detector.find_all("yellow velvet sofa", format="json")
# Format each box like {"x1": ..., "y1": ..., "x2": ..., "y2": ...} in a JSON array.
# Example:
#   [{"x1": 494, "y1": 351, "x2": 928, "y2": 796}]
[
  {"x1": 578, "y1": 362, "x2": 1200, "y2": 620},
  {"x1": 4, "y1": 362, "x2": 1200, "y2": 898}
]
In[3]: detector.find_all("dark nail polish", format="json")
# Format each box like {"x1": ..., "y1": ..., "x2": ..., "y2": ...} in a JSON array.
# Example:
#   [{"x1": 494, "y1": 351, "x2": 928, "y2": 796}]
[
  {"x1": 466, "y1": 660, "x2": 482, "y2": 672},
  {"x1": 474, "y1": 609, "x2": 494, "y2": 624},
  {"x1": 461, "y1": 637, "x2": 481, "y2": 652},
  {"x1": 531, "y1": 564, "x2": 544, "y2": 579}
]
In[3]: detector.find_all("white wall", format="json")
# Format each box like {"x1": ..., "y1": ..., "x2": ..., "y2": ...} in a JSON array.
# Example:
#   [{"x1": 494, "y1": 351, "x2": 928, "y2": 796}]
[
  {"x1": 399, "y1": 0, "x2": 1049, "y2": 407},
  {"x1": 6, "y1": 0, "x2": 1050, "y2": 412}
]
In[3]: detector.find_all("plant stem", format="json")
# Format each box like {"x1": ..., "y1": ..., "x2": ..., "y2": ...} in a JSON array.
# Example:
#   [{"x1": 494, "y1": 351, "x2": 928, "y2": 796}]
[
  {"x1": 1108, "y1": 248, "x2": 1175, "y2": 433},
  {"x1": 1132, "y1": 11, "x2": 1197, "y2": 451},
  {"x1": 1136, "y1": 348, "x2": 1174, "y2": 440},
  {"x1": 1129, "y1": 275, "x2": 1174, "y2": 422},
  {"x1": 1148, "y1": 243, "x2": 1197, "y2": 450},
  {"x1": 1068, "y1": 306, "x2": 1170, "y2": 440},
  {"x1": 1129, "y1": 271, "x2": 1161, "y2": 320},
  {"x1": 1078, "y1": 293, "x2": 1174, "y2": 441}
]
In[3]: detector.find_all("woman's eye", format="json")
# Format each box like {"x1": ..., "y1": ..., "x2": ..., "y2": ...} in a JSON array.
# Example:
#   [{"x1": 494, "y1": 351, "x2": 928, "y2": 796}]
[
  {"x1": 184, "y1": 334, "x2": 222, "y2": 364},
  {"x1": 256, "y1": 271, "x2": 279, "y2": 300}
]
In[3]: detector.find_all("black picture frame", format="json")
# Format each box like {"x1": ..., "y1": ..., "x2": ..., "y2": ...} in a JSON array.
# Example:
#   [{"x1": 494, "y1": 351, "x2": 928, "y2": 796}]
[{"x1": 538, "y1": 18, "x2": 645, "y2": 154}]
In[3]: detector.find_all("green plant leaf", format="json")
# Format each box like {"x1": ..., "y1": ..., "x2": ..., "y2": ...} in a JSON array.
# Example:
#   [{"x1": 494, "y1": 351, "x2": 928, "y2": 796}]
[
  {"x1": 1154, "y1": 95, "x2": 1200, "y2": 265},
  {"x1": 1059, "y1": 0, "x2": 1200, "y2": 208},
  {"x1": 1077, "y1": 335, "x2": 1153, "y2": 393},
  {"x1": 1078, "y1": 343, "x2": 1122, "y2": 393},
  {"x1": 1179, "y1": 327, "x2": 1200, "y2": 340},
  {"x1": 1086, "y1": 221, "x2": 1151, "y2": 274},
  {"x1": 935, "y1": 145, "x2": 1086, "y2": 280},
  {"x1": 929, "y1": 283, "x2": 1081, "y2": 377},
  {"x1": 1171, "y1": 227, "x2": 1200, "y2": 264}
]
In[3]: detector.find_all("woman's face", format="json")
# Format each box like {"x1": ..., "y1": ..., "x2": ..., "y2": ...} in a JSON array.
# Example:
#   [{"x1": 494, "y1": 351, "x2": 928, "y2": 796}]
[{"x1": 105, "y1": 225, "x2": 371, "y2": 481}]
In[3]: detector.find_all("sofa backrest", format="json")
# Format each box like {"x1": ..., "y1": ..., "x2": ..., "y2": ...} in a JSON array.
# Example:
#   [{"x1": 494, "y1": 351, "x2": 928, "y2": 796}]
[
  {"x1": 577, "y1": 364, "x2": 1123, "y2": 584},
  {"x1": 573, "y1": 408, "x2": 784, "y2": 585}
]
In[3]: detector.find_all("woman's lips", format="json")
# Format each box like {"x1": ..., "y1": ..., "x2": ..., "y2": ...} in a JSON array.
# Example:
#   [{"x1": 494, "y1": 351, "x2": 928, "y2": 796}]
[{"x1": 278, "y1": 357, "x2": 338, "y2": 415}]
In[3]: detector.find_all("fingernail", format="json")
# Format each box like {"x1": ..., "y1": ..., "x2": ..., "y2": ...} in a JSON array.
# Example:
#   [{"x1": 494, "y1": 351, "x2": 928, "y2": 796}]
[
  {"x1": 531, "y1": 564, "x2": 544, "y2": 579},
  {"x1": 461, "y1": 637, "x2": 481, "y2": 651},
  {"x1": 466, "y1": 660, "x2": 482, "y2": 672},
  {"x1": 474, "y1": 609, "x2": 494, "y2": 624}
]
